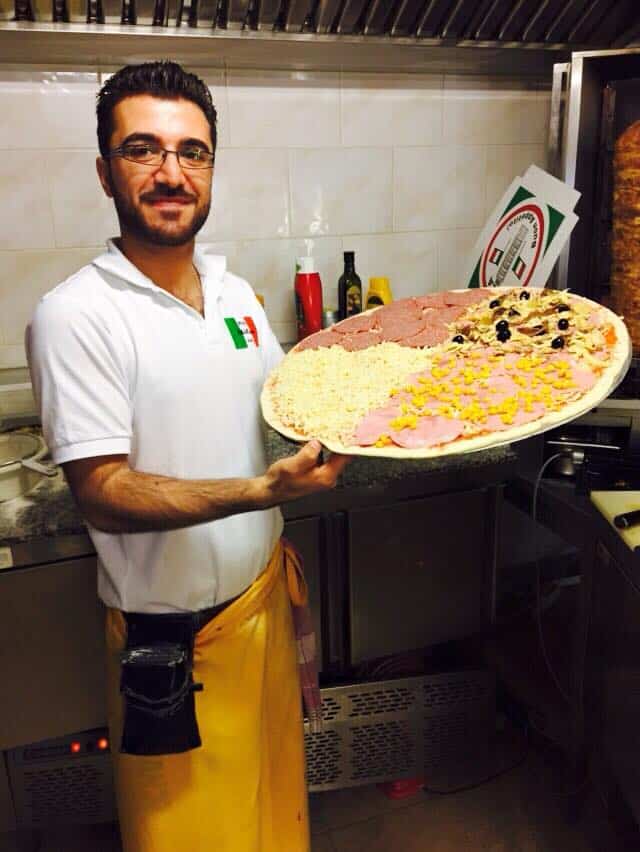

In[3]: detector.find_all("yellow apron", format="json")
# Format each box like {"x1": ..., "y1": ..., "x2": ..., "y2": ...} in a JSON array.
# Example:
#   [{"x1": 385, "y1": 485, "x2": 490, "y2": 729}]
[{"x1": 105, "y1": 540, "x2": 310, "y2": 852}]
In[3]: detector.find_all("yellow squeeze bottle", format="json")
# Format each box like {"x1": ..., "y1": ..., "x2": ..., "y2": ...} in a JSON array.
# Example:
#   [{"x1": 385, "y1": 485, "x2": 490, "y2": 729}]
[{"x1": 366, "y1": 277, "x2": 393, "y2": 309}]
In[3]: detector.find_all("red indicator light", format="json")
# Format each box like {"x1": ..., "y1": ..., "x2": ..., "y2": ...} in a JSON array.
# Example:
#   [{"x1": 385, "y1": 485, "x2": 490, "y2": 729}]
[
  {"x1": 97, "y1": 737, "x2": 109, "y2": 751},
  {"x1": 70, "y1": 741, "x2": 81, "y2": 754}
]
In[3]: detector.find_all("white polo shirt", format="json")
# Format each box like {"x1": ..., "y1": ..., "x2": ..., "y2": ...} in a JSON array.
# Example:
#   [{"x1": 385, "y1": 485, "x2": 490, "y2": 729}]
[{"x1": 26, "y1": 239, "x2": 285, "y2": 613}]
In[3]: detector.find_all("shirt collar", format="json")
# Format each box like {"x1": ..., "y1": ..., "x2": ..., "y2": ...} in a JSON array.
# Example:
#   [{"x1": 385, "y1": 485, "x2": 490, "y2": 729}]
[{"x1": 92, "y1": 239, "x2": 228, "y2": 304}]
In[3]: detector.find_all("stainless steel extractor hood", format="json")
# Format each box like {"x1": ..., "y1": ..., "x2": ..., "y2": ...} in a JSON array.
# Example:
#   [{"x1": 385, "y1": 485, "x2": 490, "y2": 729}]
[
  {"x1": 4, "y1": 0, "x2": 640, "y2": 47},
  {"x1": 2, "y1": 1, "x2": 639, "y2": 74}
]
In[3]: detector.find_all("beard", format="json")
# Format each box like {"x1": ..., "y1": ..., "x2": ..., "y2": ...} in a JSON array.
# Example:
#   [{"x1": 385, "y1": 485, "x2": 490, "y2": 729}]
[{"x1": 111, "y1": 182, "x2": 211, "y2": 247}]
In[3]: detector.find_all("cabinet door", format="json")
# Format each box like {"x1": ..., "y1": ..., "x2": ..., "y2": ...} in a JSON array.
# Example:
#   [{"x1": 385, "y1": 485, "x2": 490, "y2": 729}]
[
  {"x1": 348, "y1": 490, "x2": 492, "y2": 664},
  {"x1": 0, "y1": 557, "x2": 107, "y2": 750},
  {"x1": 590, "y1": 540, "x2": 640, "y2": 819},
  {"x1": 283, "y1": 518, "x2": 324, "y2": 673},
  {"x1": 0, "y1": 754, "x2": 15, "y2": 833}
]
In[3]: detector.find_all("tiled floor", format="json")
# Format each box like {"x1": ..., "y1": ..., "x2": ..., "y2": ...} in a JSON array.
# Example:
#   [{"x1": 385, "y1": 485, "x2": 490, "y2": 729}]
[{"x1": 7, "y1": 741, "x2": 626, "y2": 852}]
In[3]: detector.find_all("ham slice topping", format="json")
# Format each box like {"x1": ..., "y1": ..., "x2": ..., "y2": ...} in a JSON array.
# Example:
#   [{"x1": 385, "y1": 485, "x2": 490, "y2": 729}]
[
  {"x1": 334, "y1": 313, "x2": 379, "y2": 334},
  {"x1": 389, "y1": 416, "x2": 465, "y2": 449},
  {"x1": 295, "y1": 329, "x2": 342, "y2": 351},
  {"x1": 340, "y1": 331, "x2": 383, "y2": 351}
]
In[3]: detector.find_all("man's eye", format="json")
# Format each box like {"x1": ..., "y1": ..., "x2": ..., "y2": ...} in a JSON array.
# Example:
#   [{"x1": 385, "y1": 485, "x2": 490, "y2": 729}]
[
  {"x1": 181, "y1": 148, "x2": 205, "y2": 161},
  {"x1": 125, "y1": 145, "x2": 156, "y2": 158}
]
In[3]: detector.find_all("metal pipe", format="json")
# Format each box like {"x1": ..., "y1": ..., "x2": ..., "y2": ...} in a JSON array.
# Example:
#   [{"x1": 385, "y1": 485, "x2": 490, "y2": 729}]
[
  {"x1": 415, "y1": 0, "x2": 441, "y2": 37},
  {"x1": 521, "y1": 0, "x2": 552, "y2": 41},
  {"x1": 473, "y1": 0, "x2": 503, "y2": 40},
  {"x1": 441, "y1": 0, "x2": 467, "y2": 40},
  {"x1": 568, "y1": 0, "x2": 610, "y2": 43},
  {"x1": 544, "y1": 0, "x2": 580, "y2": 43},
  {"x1": 498, "y1": 0, "x2": 528, "y2": 41}
]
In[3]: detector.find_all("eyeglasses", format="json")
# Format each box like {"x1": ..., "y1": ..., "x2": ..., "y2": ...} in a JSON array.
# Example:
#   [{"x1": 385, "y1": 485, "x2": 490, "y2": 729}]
[{"x1": 106, "y1": 142, "x2": 215, "y2": 170}]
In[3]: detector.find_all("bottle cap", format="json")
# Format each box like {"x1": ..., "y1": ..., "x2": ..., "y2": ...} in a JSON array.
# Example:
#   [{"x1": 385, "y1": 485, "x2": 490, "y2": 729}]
[
  {"x1": 369, "y1": 277, "x2": 389, "y2": 288},
  {"x1": 344, "y1": 251, "x2": 355, "y2": 262},
  {"x1": 297, "y1": 256, "x2": 315, "y2": 273}
]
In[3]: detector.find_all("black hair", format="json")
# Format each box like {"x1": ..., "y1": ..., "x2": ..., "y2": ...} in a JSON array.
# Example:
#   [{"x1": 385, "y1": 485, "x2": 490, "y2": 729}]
[{"x1": 96, "y1": 61, "x2": 217, "y2": 157}]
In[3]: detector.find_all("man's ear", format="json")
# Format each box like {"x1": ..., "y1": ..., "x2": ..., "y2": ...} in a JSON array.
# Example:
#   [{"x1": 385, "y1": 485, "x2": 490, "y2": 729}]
[{"x1": 96, "y1": 156, "x2": 114, "y2": 199}]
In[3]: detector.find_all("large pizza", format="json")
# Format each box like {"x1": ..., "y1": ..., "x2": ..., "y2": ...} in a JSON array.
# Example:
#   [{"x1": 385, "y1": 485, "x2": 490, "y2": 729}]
[{"x1": 262, "y1": 287, "x2": 631, "y2": 458}]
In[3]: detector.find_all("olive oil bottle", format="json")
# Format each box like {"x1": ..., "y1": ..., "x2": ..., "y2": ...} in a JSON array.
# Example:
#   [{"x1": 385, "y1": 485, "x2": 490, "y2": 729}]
[{"x1": 338, "y1": 251, "x2": 362, "y2": 319}]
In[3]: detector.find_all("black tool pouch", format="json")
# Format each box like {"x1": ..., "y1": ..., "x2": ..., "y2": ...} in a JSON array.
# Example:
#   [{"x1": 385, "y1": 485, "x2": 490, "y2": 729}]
[{"x1": 120, "y1": 613, "x2": 204, "y2": 756}]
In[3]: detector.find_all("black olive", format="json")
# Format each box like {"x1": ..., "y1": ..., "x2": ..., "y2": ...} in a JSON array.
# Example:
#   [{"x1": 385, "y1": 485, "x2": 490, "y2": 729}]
[
  {"x1": 508, "y1": 307, "x2": 520, "y2": 317},
  {"x1": 519, "y1": 291, "x2": 531, "y2": 300},
  {"x1": 558, "y1": 318, "x2": 569, "y2": 331},
  {"x1": 497, "y1": 329, "x2": 511, "y2": 343},
  {"x1": 551, "y1": 336, "x2": 564, "y2": 349},
  {"x1": 489, "y1": 299, "x2": 501, "y2": 308},
  {"x1": 452, "y1": 335, "x2": 464, "y2": 344},
  {"x1": 496, "y1": 319, "x2": 509, "y2": 332},
  {"x1": 557, "y1": 304, "x2": 570, "y2": 313}
]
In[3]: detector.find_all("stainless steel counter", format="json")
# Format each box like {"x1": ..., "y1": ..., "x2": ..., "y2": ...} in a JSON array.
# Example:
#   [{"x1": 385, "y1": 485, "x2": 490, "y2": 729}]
[{"x1": 0, "y1": 425, "x2": 516, "y2": 560}]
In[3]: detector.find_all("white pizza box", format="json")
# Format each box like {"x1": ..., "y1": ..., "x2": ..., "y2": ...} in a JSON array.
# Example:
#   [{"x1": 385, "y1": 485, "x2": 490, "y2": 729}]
[{"x1": 462, "y1": 165, "x2": 580, "y2": 290}]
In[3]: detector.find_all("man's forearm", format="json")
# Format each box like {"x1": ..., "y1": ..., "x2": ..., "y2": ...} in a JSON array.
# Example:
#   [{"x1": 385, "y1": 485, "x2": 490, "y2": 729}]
[
  {"x1": 83, "y1": 466, "x2": 268, "y2": 534},
  {"x1": 65, "y1": 442, "x2": 349, "y2": 535}
]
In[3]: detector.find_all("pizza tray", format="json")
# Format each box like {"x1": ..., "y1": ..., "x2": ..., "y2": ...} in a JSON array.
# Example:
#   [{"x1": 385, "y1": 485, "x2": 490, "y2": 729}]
[{"x1": 261, "y1": 290, "x2": 632, "y2": 460}]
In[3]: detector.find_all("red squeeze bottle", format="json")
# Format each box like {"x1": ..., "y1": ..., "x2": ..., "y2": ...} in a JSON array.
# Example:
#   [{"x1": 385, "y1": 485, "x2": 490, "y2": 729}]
[{"x1": 295, "y1": 257, "x2": 323, "y2": 341}]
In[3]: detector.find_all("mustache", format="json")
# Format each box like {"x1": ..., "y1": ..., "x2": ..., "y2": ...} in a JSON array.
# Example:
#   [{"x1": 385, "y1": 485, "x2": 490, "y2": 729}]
[{"x1": 140, "y1": 188, "x2": 197, "y2": 202}]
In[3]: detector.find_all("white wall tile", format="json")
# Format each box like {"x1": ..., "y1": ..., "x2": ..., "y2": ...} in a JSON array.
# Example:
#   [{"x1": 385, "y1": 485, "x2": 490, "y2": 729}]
[
  {"x1": 197, "y1": 240, "x2": 240, "y2": 271},
  {"x1": 0, "y1": 65, "x2": 551, "y2": 354},
  {"x1": 341, "y1": 73, "x2": 443, "y2": 147},
  {"x1": 270, "y1": 321, "x2": 297, "y2": 344},
  {"x1": 200, "y1": 148, "x2": 290, "y2": 241},
  {"x1": 290, "y1": 148, "x2": 392, "y2": 237},
  {"x1": 394, "y1": 145, "x2": 487, "y2": 232},
  {"x1": 47, "y1": 151, "x2": 120, "y2": 248},
  {"x1": 189, "y1": 67, "x2": 231, "y2": 149},
  {"x1": 0, "y1": 248, "x2": 97, "y2": 346},
  {"x1": 0, "y1": 345, "x2": 27, "y2": 368},
  {"x1": 485, "y1": 143, "x2": 547, "y2": 217},
  {"x1": 233, "y1": 237, "x2": 342, "y2": 323},
  {"x1": 437, "y1": 228, "x2": 482, "y2": 290},
  {"x1": 0, "y1": 152, "x2": 56, "y2": 250},
  {"x1": 339, "y1": 232, "x2": 437, "y2": 300},
  {"x1": 443, "y1": 76, "x2": 550, "y2": 145},
  {"x1": 227, "y1": 69, "x2": 340, "y2": 148},
  {"x1": 0, "y1": 70, "x2": 99, "y2": 150}
]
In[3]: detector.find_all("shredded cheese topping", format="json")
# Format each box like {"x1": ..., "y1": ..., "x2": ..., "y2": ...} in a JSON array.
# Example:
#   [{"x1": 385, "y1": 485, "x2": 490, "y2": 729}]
[{"x1": 268, "y1": 342, "x2": 435, "y2": 442}]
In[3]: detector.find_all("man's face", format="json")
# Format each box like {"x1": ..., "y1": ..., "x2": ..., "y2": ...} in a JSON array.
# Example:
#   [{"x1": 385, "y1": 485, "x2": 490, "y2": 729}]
[{"x1": 97, "y1": 94, "x2": 213, "y2": 247}]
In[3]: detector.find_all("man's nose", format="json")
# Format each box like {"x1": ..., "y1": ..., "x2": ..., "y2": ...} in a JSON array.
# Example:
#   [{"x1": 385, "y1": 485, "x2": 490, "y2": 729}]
[{"x1": 155, "y1": 151, "x2": 186, "y2": 186}]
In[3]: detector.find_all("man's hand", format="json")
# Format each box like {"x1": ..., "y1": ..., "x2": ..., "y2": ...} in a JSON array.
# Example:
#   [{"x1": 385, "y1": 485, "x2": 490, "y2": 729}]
[{"x1": 258, "y1": 440, "x2": 351, "y2": 508}]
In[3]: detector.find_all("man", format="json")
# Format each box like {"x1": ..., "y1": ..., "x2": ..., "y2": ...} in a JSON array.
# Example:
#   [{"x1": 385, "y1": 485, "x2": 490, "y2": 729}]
[{"x1": 26, "y1": 61, "x2": 349, "y2": 852}]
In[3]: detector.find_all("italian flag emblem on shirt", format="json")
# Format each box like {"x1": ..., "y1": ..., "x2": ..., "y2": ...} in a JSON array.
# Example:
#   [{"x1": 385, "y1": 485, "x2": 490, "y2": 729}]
[{"x1": 224, "y1": 316, "x2": 259, "y2": 349}]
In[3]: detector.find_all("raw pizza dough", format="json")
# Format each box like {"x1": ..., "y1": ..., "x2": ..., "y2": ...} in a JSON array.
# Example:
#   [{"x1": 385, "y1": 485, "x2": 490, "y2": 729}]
[{"x1": 261, "y1": 288, "x2": 631, "y2": 459}]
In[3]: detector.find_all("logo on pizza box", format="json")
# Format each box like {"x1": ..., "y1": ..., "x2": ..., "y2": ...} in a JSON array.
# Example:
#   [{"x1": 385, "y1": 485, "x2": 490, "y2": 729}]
[{"x1": 480, "y1": 202, "x2": 546, "y2": 288}]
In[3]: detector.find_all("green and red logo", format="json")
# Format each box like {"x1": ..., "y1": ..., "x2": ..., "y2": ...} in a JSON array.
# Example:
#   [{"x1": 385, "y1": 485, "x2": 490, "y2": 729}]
[
  {"x1": 468, "y1": 185, "x2": 566, "y2": 289},
  {"x1": 480, "y1": 202, "x2": 544, "y2": 287},
  {"x1": 224, "y1": 316, "x2": 259, "y2": 349}
]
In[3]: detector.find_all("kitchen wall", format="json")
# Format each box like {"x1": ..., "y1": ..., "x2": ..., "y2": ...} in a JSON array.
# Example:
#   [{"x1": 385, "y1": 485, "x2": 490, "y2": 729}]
[{"x1": 0, "y1": 65, "x2": 550, "y2": 366}]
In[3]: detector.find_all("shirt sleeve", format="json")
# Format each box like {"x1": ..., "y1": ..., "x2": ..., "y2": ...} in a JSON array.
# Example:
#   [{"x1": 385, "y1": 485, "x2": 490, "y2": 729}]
[{"x1": 26, "y1": 295, "x2": 133, "y2": 465}]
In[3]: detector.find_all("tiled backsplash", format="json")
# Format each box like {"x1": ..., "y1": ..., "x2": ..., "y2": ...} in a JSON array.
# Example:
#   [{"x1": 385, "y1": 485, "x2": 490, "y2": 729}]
[{"x1": 0, "y1": 66, "x2": 549, "y2": 366}]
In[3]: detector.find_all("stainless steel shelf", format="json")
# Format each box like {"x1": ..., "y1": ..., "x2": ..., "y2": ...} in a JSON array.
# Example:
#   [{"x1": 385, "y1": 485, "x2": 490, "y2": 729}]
[{"x1": 0, "y1": 21, "x2": 568, "y2": 74}]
